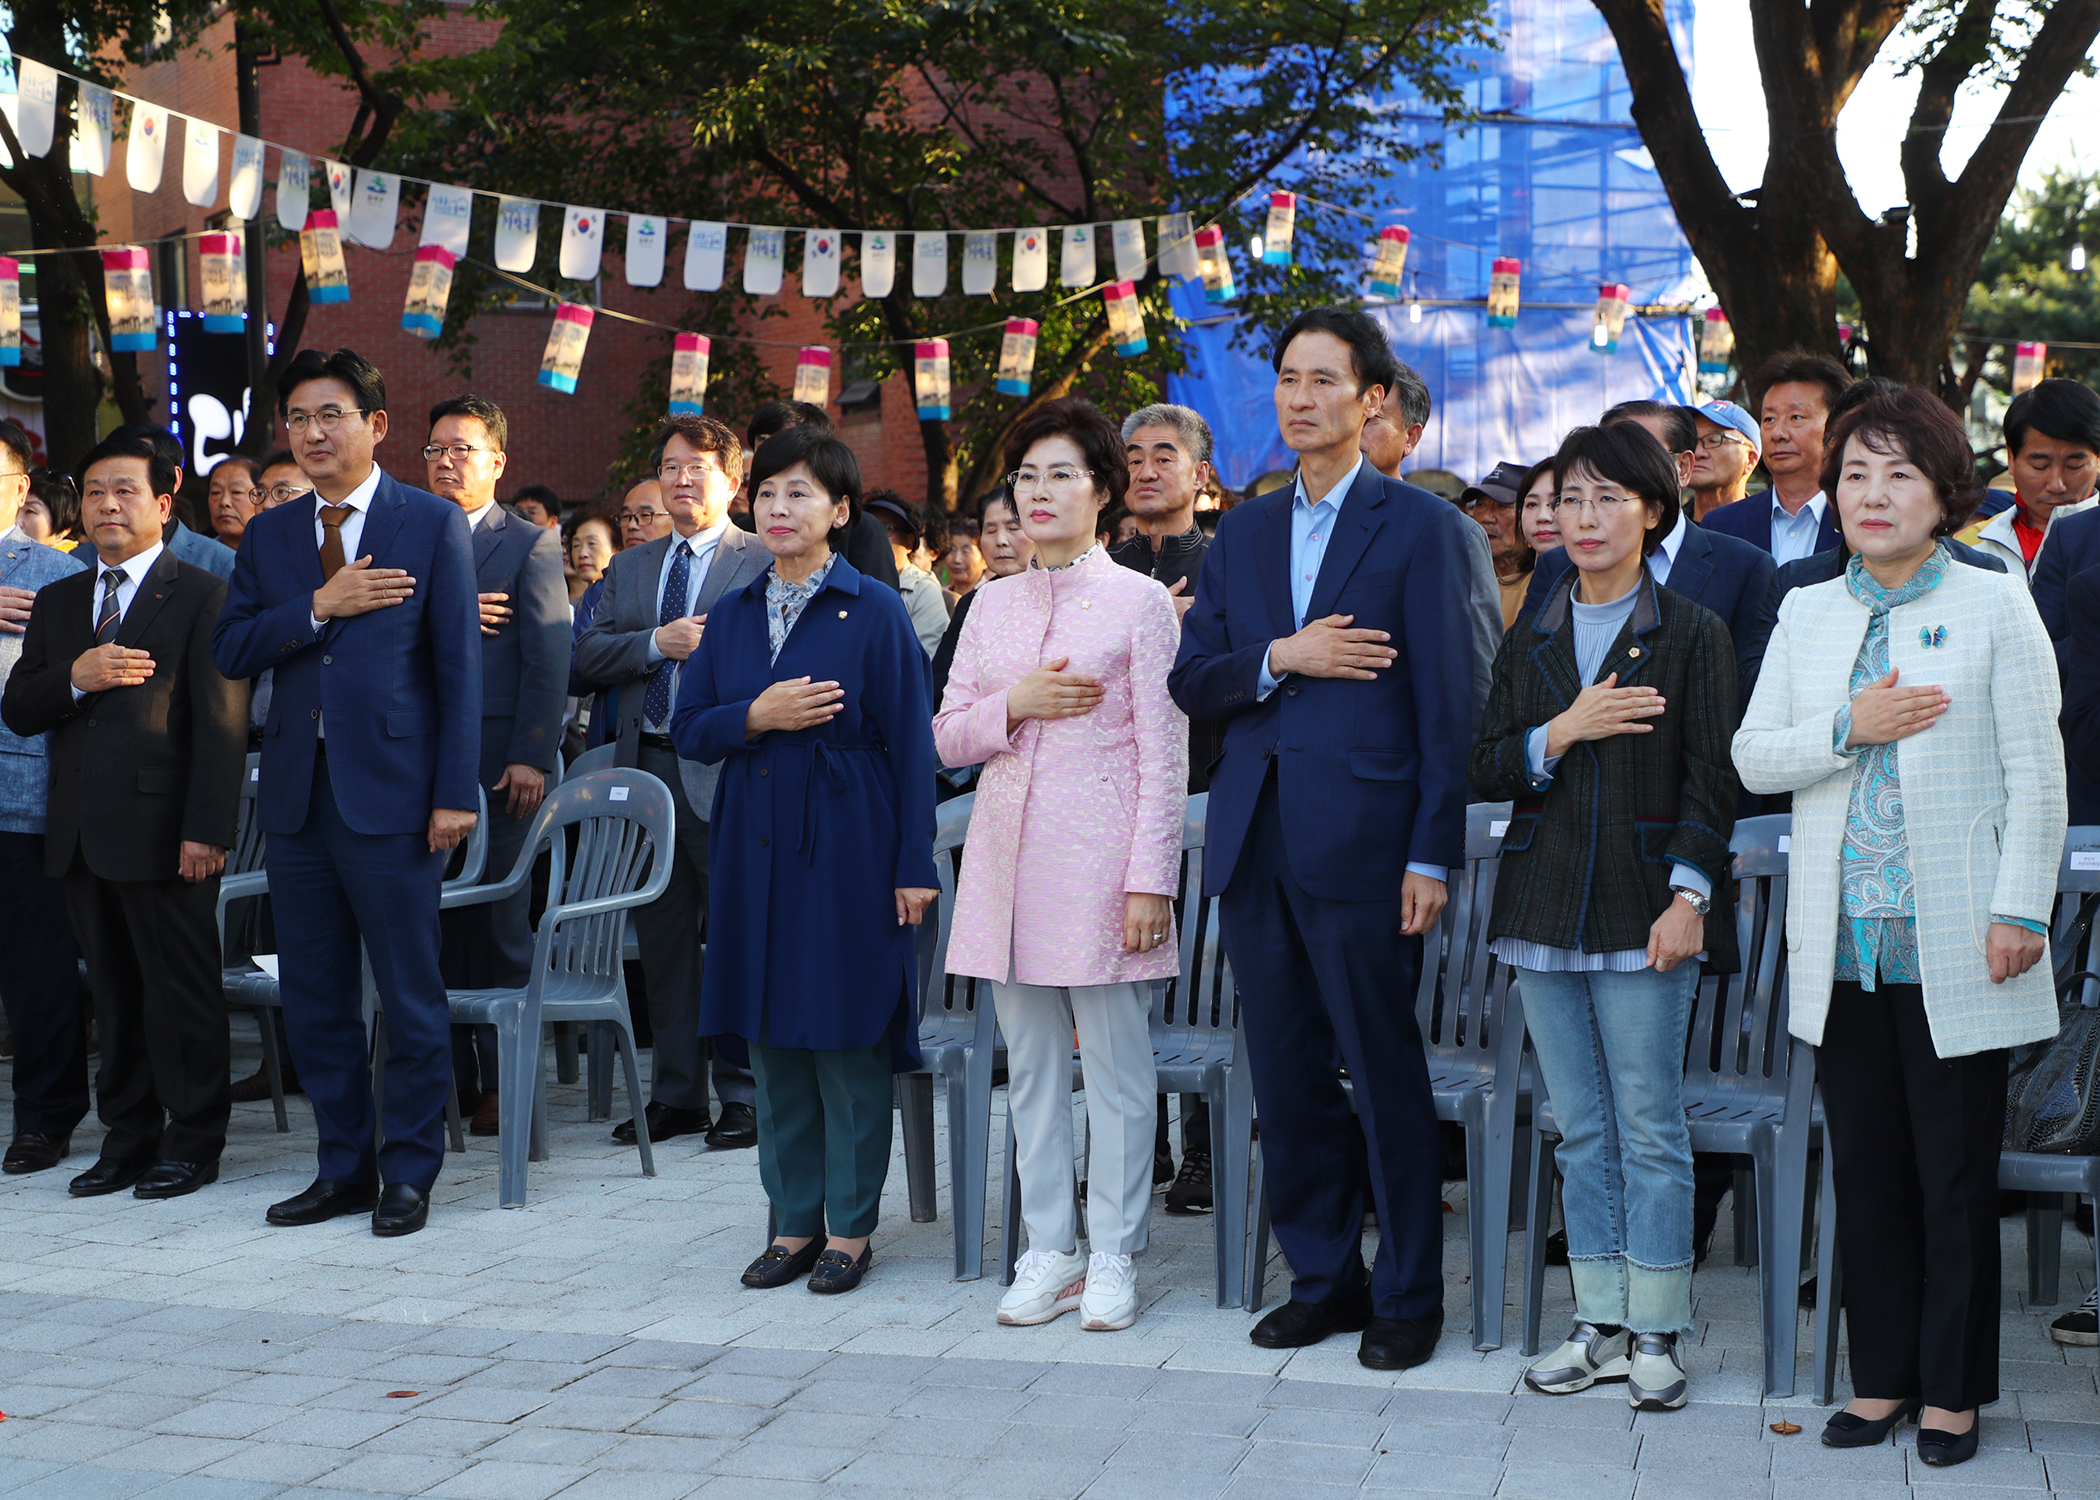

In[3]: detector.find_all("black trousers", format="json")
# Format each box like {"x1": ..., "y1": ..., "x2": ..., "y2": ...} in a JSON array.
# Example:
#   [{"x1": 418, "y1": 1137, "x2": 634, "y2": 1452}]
[
  {"x1": 62, "y1": 851, "x2": 230, "y2": 1164},
  {"x1": 1821, "y1": 979, "x2": 2008, "y2": 1411},
  {"x1": 0, "y1": 832, "x2": 88, "y2": 1137}
]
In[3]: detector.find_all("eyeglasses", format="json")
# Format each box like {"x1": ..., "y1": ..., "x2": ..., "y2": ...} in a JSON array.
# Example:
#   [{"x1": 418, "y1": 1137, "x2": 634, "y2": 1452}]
[
  {"x1": 1545, "y1": 494, "x2": 1637, "y2": 516},
  {"x1": 422, "y1": 443, "x2": 494, "y2": 461},
  {"x1": 658, "y1": 461, "x2": 723, "y2": 483},
  {"x1": 285, "y1": 407, "x2": 368, "y2": 434},
  {"x1": 1006, "y1": 467, "x2": 1096, "y2": 494},
  {"x1": 1697, "y1": 431, "x2": 1751, "y2": 451},
  {"x1": 619, "y1": 507, "x2": 665, "y2": 526},
  {"x1": 268, "y1": 482, "x2": 312, "y2": 504}
]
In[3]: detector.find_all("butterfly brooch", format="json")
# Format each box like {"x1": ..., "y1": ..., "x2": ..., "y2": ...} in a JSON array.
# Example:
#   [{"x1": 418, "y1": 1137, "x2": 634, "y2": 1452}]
[{"x1": 1919, "y1": 625, "x2": 1947, "y2": 649}]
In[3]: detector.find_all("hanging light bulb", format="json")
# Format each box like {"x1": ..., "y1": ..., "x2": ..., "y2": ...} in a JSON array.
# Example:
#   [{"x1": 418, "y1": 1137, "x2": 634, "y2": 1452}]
[
  {"x1": 1249, "y1": 234, "x2": 1264, "y2": 261},
  {"x1": 2073, "y1": 243, "x2": 2088, "y2": 273},
  {"x1": 1408, "y1": 273, "x2": 1422, "y2": 323}
]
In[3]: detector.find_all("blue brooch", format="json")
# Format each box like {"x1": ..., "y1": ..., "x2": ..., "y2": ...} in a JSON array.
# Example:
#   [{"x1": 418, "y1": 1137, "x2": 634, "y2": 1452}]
[{"x1": 1919, "y1": 625, "x2": 1947, "y2": 649}]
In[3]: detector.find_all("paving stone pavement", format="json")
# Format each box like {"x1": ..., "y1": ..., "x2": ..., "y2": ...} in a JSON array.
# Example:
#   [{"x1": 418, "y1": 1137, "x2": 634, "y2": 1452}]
[{"x1": 0, "y1": 1020, "x2": 2085, "y2": 1497}]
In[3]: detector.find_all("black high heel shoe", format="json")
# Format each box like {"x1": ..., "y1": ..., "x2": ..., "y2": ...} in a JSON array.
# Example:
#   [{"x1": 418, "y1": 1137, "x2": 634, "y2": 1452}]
[
  {"x1": 742, "y1": 1239, "x2": 826, "y2": 1289},
  {"x1": 1821, "y1": 1397, "x2": 1923, "y2": 1448},
  {"x1": 1916, "y1": 1421, "x2": 1980, "y2": 1467}
]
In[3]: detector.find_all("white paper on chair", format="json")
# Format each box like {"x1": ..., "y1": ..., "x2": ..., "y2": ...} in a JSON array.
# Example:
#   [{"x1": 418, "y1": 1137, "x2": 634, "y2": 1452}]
[
  {"x1": 1490, "y1": 820, "x2": 1509, "y2": 839},
  {"x1": 610, "y1": 786, "x2": 630, "y2": 802},
  {"x1": 252, "y1": 954, "x2": 280, "y2": 979},
  {"x1": 1777, "y1": 835, "x2": 1791, "y2": 854},
  {"x1": 2073, "y1": 851, "x2": 2100, "y2": 871}
]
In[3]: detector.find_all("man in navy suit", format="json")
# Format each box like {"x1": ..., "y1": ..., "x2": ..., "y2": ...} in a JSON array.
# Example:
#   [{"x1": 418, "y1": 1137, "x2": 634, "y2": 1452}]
[
  {"x1": 212, "y1": 348, "x2": 482, "y2": 1238},
  {"x1": 1170, "y1": 308, "x2": 1477, "y2": 1370},
  {"x1": 1700, "y1": 352, "x2": 1848, "y2": 563}
]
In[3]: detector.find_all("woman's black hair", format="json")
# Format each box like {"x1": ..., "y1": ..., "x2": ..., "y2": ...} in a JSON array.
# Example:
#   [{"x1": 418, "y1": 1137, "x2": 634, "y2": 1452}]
[
  {"x1": 1002, "y1": 396, "x2": 1129, "y2": 510},
  {"x1": 748, "y1": 424, "x2": 861, "y2": 533},
  {"x1": 1550, "y1": 424, "x2": 1681, "y2": 557},
  {"x1": 1820, "y1": 384, "x2": 1986, "y2": 537}
]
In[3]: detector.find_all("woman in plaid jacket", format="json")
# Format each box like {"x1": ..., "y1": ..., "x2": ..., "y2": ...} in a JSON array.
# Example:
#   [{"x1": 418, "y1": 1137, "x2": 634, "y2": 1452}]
[{"x1": 1469, "y1": 422, "x2": 1740, "y2": 1413}]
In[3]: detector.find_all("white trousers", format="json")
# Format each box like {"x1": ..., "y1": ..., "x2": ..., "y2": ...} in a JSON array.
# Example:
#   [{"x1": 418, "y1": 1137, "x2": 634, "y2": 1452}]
[{"x1": 995, "y1": 979, "x2": 1157, "y2": 1258}]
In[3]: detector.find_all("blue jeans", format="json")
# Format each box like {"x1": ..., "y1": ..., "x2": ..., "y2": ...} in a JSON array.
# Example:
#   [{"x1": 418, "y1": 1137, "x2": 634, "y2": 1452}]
[{"x1": 1521, "y1": 964, "x2": 1698, "y2": 1333}]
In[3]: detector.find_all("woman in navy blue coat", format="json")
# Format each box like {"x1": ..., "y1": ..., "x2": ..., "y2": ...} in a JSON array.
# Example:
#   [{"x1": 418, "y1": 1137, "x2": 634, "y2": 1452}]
[{"x1": 671, "y1": 427, "x2": 939, "y2": 1296}]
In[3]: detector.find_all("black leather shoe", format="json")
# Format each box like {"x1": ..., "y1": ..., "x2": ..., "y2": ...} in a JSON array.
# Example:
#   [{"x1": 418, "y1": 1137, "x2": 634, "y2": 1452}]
[
  {"x1": 1360, "y1": 1312, "x2": 1443, "y2": 1371},
  {"x1": 1916, "y1": 1423, "x2": 1980, "y2": 1467},
  {"x1": 3, "y1": 1132, "x2": 71, "y2": 1175},
  {"x1": 1249, "y1": 1285, "x2": 1374, "y2": 1349},
  {"x1": 808, "y1": 1244, "x2": 872, "y2": 1294},
  {"x1": 1821, "y1": 1397, "x2": 1922, "y2": 1448},
  {"x1": 705, "y1": 1101, "x2": 757, "y2": 1150},
  {"x1": 266, "y1": 1178, "x2": 379, "y2": 1226},
  {"x1": 372, "y1": 1183, "x2": 429, "y2": 1237},
  {"x1": 68, "y1": 1156, "x2": 153, "y2": 1197},
  {"x1": 742, "y1": 1239, "x2": 827, "y2": 1289},
  {"x1": 612, "y1": 1101, "x2": 710, "y2": 1146},
  {"x1": 134, "y1": 1160, "x2": 219, "y2": 1199}
]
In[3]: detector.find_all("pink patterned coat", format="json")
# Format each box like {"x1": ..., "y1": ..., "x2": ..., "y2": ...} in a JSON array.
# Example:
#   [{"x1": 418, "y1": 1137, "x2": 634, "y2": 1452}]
[{"x1": 934, "y1": 546, "x2": 1189, "y2": 987}]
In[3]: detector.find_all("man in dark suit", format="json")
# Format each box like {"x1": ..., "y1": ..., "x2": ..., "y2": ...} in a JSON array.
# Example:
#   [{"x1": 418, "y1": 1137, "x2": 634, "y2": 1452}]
[
  {"x1": 574, "y1": 414, "x2": 769, "y2": 1151},
  {"x1": 0, "y1": 420, "x2": 90, "y2": 1177},
  {"x1": 423, "y1": 396, "x2": 570, "y2": 1136},
  {"x1": 2, "y1": 431, "x2": 246, "y2": 1199},
  {"x1": 1170, "y1": 307, "x2": 1477, "y2": 1371},
  {"x1": 1699, "y1": 352, "x2": 1849, "y2": 563},
  {"x1": 211, "y1": 347, "x2": 482, "y2": 1238}
]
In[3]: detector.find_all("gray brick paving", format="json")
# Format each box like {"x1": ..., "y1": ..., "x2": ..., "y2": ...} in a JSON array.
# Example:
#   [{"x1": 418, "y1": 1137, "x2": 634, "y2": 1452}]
[{"x1": 0, "y1": 1030, "x2": 2079, "y2": 1495}]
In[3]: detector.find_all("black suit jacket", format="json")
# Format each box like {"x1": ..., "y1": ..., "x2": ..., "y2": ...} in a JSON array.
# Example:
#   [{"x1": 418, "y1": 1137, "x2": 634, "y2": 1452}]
[
  {"x1": 2060, "y1": 561, "x2": 2100, "y2": 792},
  {"x1": 1, "y1": 548, "x2": 247, "y2": 881},
  {"x1": 471, "y1": 505, "x2": 570, "y2": 770}
]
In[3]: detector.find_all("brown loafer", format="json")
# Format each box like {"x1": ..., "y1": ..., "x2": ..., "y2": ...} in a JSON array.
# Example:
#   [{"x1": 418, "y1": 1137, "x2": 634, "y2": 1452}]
[{"x1": 469, "y1": 1091, "x2": 501, "y2": 1137}]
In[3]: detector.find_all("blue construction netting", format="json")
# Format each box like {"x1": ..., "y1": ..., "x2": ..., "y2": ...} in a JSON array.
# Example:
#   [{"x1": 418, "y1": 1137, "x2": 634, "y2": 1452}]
[{"x1": 1167, "y1": 0, "x2": 1702, "y2": 492}]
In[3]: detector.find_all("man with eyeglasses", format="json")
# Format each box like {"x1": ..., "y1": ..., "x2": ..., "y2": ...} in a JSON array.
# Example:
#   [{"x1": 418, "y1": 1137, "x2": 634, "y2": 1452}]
[
  {"x1": 213, "y1": 346, "x2": 482, "y2": 1239},
  {"x1": 425, "y1": 395, "x2": 570, "y2": 1138},
  {"x1": 256, "y1": 451, "x2": 311, "y2": 513},
  {"x1": 618, "y1": 478, "x2": 672, "y2": 549},
  {"x1": 575, "y1": 413, "x2": 768, "y2": 1152},
  {"x1": 0, "y1": 417, "x2": 91, "y2": 1179},
  {"x1": 1688, "y1": 401, "x2": 1760, "y2": 521}
]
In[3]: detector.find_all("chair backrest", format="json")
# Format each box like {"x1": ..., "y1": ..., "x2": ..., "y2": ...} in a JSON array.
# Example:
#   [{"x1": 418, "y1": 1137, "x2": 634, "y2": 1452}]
[
  {"x1": 527, "y1": 769, "x2": 676, "y2": 987},
  {"x1": 1684, "y1": 813, "x2": 1794, "y2": 1097},
  {"x1": 1155, "y1": 794, "x2": 1238, "y2": 1057},
  {"x1": 565, "y1": 742, "x2": 618, "y2": 781},
  {"x1": 921, "y1": 793, "x2": 979, "y2": 1049},
  {"x1": 2054, "y1": 826, "x2": 2100, "y2": 1006},
  {"x1": 1414, "y1": 802, "x2": 1515, "y2": 1074},
  {"x1": 230, "y1": 752, "x2": 267, "y2": 879}
]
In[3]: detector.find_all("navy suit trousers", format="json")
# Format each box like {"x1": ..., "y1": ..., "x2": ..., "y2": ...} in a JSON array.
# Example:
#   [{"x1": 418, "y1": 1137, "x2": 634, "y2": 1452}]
[
  {"x1": 1221, "y1": 776, "x2": 1444, "y2": 1322},
  {"x1": 269, "y1": 756, "x2": 451, "y2": 1190}
]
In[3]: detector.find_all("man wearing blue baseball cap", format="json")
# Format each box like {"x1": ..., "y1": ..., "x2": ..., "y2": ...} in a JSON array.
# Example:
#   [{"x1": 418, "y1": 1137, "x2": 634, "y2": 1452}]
[{"x1": 1689, "y1": 401, "x2": 1758, "y2": 522}]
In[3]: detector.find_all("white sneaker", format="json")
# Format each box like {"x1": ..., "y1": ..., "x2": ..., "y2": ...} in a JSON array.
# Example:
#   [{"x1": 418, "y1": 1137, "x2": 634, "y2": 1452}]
[
  {"x1": 1079, "y1": 1251, "x2": 1138, "y2": 1331},
  {"x1": 997, "y1": 1248, "x2": 1088, "y2": 1326},
  {"x1": 1523, "y1": 1321, "x2": 1631, "y2": 1395},
  {"x1": 1626, "y1": 1331, "x2": 1688, "y2": 1411}
]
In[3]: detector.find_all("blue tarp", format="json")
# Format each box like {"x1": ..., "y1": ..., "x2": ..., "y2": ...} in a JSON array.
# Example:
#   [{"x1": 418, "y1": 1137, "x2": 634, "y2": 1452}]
[{"x1": 1167, "y1": 0, "x2": 1701, "y2": 492}]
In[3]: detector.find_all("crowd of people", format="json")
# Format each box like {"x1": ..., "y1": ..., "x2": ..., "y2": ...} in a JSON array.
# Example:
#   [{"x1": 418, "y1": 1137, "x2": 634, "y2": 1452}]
[{"x1": 0, "y1": 312, "x2": 2095, "y2": 1461}]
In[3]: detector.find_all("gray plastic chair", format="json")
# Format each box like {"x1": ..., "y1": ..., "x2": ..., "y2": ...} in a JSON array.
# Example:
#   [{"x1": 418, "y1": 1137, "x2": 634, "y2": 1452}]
[
  {"x1": 1521, "y1": 814, "x2": 1813, "y2": 1399},
  {"x1": 898, "y1": 794, "x2": 1005, "y2": 1274},
  {"x1": 219, "y1": 754, "x2": 288, "y2": 1132},
  {"x1": 1811, "y1": 824, "x2": 2100, "y2": 1404},
  {"x1": 1241, "y1": 802, "x2": 1529, "y2": 1342},
  {"x1": 439, "y1": 768, "x2": 674, "y2": 1207}
]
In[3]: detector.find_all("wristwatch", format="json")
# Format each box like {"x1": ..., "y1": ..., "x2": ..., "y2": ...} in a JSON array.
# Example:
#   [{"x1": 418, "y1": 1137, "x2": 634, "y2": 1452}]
[{"x1": 1670, "y1": 885, "x2": 1712, "y2": 916}]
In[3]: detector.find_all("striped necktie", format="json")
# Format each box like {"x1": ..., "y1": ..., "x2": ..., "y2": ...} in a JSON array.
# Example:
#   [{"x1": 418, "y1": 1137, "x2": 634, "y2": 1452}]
[{"x1": 95, "y1": 569, "x2": 123, "y2": 644}]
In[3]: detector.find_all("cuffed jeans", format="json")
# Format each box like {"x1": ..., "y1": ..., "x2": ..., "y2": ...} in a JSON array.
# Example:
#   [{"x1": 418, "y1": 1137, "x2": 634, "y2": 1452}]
[
  {"x1": 1521, "y1": 964, "x2": 1698, "y2": 1333},
  {"x1": 996, "y1": 979, "x2": 1156, "y2": 1258}
]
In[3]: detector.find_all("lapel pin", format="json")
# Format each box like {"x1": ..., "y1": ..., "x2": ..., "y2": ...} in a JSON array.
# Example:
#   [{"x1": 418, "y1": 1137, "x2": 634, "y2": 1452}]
[
  {"x1": 1627, "y1": 646, "x2": 1641, "y2": 658},
  {"x1": 838, "y1": 609, "x2": 848, "y2": 619},
  {"x1": 1920, "y1": 625, "x2": 1946, "y2": 648}
]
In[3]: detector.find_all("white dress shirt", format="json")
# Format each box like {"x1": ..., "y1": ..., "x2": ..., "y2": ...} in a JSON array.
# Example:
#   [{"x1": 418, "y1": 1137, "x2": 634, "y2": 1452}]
[
  {"x1": 466, "y1": 499, "x2": 498, "y2": 531},
  {"x1": 642, "y1": 518, "x2": 729, "y2": 666},
  {"x1": 1768, "y1": 489, "x2": 1829, "y2": 567},
  {"x1": 307, "y1": 464, "x2": 385, "y2": 633},
  {"x1": 1648, "y1": 512, "x2": 1691, "y2": 588},
  {"x1": 71, "y1": 540, "x2": 164, "y2": 700}
]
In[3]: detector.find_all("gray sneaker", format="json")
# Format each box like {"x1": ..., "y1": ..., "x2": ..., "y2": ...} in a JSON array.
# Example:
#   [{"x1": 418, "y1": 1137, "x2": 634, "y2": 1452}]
[
  {"x1": 2051, "y1": 1287, "x2": 2098, "y2": 1347},
  {"x1": 1523, "y1": 1321, "x2": 1631, "y2": 1395},
  {"x1": 1627, "y1": 1331, "x2": 1688, "y2": 1411}
]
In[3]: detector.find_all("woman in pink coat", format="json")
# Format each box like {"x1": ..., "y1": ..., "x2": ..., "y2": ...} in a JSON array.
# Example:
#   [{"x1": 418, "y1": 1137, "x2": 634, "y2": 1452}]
[{"x1": 934, "y1": 397, "x2": 1188, "y2": 1333}]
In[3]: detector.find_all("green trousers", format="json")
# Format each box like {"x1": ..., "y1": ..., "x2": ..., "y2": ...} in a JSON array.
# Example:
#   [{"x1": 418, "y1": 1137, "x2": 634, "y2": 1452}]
[{"x1": 749, "y1": 1039, "x2": 893, "y2": 1240}]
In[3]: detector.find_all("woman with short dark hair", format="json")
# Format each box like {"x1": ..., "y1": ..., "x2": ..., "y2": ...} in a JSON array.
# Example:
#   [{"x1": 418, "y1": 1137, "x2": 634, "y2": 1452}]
[
  {"x1": 18, "y1": 469, "x2": 82, "y2": 553},
  {"x1": 1470, "y1": 421, "x2": 1739, "y2": 1412},
  {"x1": 671, "y1": 426, "x2": 939, "y2": 1297},
  {"x1": 1736, "y1": 386, "x2": 2064, "y2": 1466},
  {"x1": 935, "y1": 396, "x2": 1187, "y2": 1332}
]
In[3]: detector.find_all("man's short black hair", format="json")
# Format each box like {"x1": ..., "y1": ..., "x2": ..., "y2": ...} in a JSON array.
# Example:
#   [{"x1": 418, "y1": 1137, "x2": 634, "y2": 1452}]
[
  {"x1": 2005, "y1": 378, "x2": 2100, "y2": 459},
  {"x1": 1750, "y1": 350, "x2": 1849, "y2": 419},
  {"x1": 277, "y1": 347, "x2": 386, "y2": 419},
  {"x1": 747, "y1": 400, "x2": 835, "y2": 447},
  {"x1": 1601, "y1": 400, "x2": 1698, "y2": 456},
  {"x1": 748, "y1": 425, "x2": 862, "y2": 531},
  {"x1": 1551, "y1": 422, "x2": 1682, "y2": 557},
  {"x1": 429, "y1": 393, "x2": 508, "y2": 454},
  {"x1": 1388, "y1": 361, "x2": 1432, "y2": 431},
  {"x1": 114, "y1": 422, "x2": 184, "y2": 479},
  {"x1": 512, "y1": 483, "x2": 560, "y2": 518},
  {"x1": 0, "y1": 419, "x2": 32, "y2": 475},
  {"x1": 1270, "y1": 307, "x2": 1400, "y2": 398},
  {"x1": 260, "y1": 449, "x2": 298, "y2": 473},
  {"x1": 648, "y1": 413, "x2": 745, "y2": 483},
  {"x1": 78, "y1": 430, "x2": 178, "y2": 501},
  {"x1": 212, "y1": 455, "x2": 264, "y2": 487}
]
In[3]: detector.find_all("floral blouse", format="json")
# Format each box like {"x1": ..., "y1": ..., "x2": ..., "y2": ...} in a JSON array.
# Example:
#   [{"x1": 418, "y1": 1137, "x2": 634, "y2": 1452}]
[{"x1": 764, "y1": 554, "x2": 838, "y2": 664}]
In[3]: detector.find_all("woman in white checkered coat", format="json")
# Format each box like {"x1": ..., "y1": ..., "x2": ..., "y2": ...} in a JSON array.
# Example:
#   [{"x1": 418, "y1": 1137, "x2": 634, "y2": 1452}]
[{"x1": 1734, "y1": 387, "x2": 2065, "y2": 1468}]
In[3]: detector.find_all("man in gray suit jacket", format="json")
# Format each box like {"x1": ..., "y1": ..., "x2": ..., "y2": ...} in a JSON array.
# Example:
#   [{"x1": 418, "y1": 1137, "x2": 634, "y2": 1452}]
[
  {"x1": 574, "y1": 413, "x2": 768, "y2": 1149},
  {"x1": 0, "y1": 419, "x2": 90, "y2": 1176},
  {"x1": 425, "y1": 397, "x2": 572, "y2": 1131}
]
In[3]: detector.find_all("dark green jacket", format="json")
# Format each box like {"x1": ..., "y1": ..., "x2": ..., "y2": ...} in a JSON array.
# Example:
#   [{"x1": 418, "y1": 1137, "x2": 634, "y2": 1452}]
[{"x1": 1467, "y1": 569, "x2": 1741, "y2": 973}]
